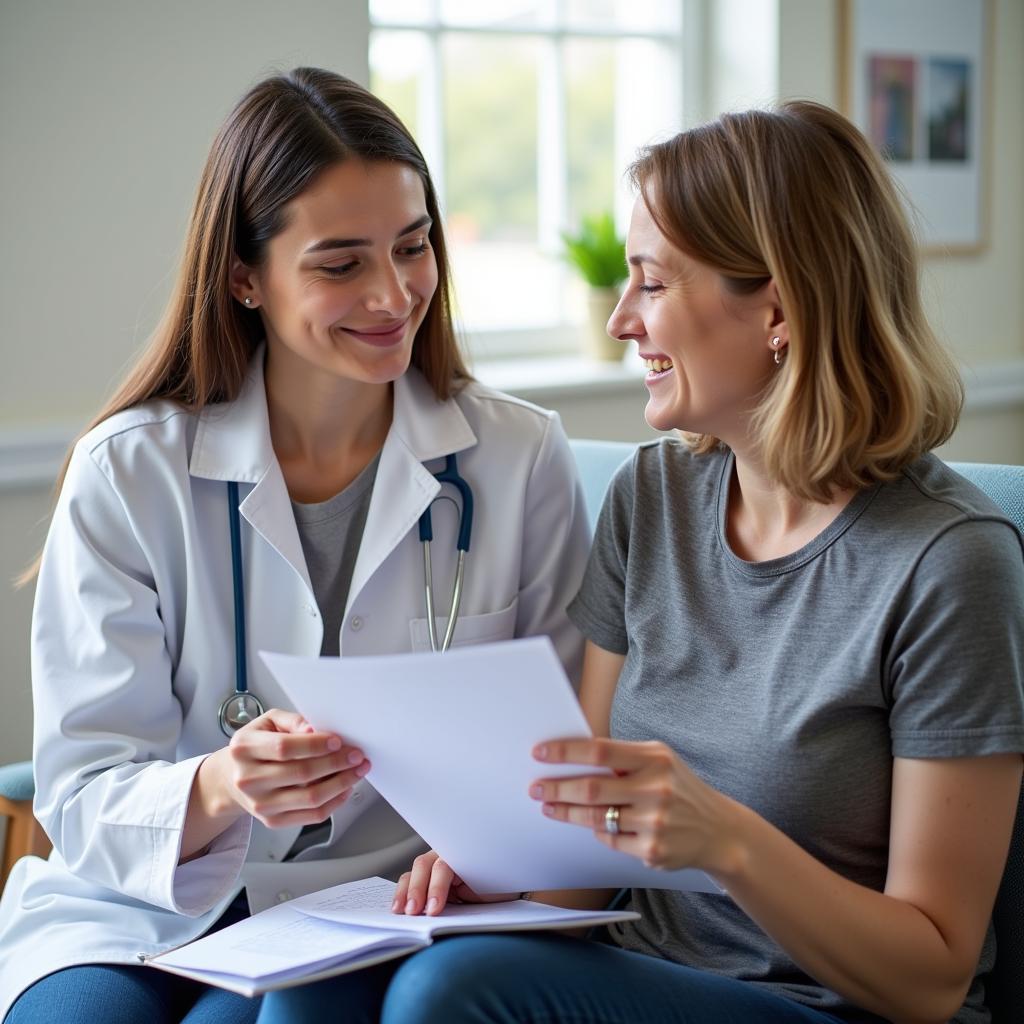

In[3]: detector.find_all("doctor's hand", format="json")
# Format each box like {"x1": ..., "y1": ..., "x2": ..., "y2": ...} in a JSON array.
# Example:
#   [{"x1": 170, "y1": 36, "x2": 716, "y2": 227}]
[
  {"x1": 195, "y1": 708, "x2": 371, "y2": 831},
  {"x1": 393, "y1": 850, "x2": 518, "y2": 916},
  {"x1": 529, "y1": 737, "x2": 742, "y2": 876}
]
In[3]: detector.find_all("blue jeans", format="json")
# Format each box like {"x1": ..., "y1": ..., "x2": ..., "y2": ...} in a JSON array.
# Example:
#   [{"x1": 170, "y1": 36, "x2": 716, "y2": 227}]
[
  {"x1": 257, "y1": 934, "x2": 849, "y2": 1024},
  {"x1": 5, "y1": 893, "x2": 259, "y2": 1024},
  {"x1": 5, "y1": 965, "x2": 260, "y2": 1024}
]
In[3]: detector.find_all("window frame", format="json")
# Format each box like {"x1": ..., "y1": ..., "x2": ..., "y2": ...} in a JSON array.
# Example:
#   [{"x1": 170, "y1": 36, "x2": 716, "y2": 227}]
[{"x1": 369, "y1": 1, "x2": 698, "y2": 361}]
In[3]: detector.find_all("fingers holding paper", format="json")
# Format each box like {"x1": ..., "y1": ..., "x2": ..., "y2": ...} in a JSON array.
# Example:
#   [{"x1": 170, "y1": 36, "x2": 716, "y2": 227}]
[
  {"x1": 183, "y1": 708, "x2": 372, "y2": 861},
  {"x1": 219, "y1": 708, "x2": 371, "y2": 828},
  {"x1": 531, "y1": 737, "x2": 737, "y2": 875}
]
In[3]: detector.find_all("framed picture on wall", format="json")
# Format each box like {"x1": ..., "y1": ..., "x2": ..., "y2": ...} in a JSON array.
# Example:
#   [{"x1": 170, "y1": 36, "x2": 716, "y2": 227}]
[{"x1": 838, "y1": 0, "x2": 992, "y2": 254}]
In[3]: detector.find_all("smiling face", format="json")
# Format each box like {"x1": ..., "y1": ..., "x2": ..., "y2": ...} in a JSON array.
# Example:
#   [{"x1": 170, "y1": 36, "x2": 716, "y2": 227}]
[
  {"x1": 608, "y1": 197, "x2": 784, "y2": 443},
  {"x1": 235, "y1": 158, "x2": 439, "y2": 386}
]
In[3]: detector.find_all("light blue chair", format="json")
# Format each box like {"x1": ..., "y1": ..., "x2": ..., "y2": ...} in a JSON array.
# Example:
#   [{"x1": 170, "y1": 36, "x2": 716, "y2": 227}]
[{"x1": 1, "y1": 442, "x2": 1021, "y2": 1020}]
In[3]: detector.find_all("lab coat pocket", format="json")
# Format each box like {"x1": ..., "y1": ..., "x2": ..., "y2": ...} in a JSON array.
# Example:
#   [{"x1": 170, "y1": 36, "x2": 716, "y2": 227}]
[{"x1": 408, "y1": 596, "x2": 519, "y2": 652}]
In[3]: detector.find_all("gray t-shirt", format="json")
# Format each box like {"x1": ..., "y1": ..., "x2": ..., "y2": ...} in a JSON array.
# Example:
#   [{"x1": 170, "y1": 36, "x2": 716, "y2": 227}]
[
  {"x1": 567, "y1": 440, "x2": 1024, "y2": 1023},
  {"x1": 291, "y1": 453, "x2": 380, "y2": 657}
]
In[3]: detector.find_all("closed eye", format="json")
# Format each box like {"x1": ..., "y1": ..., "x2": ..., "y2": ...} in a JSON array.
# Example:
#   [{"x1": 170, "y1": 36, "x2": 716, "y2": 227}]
[
  {"x1": 398, "y1": 241, "x2": 430, "y2": 258},
  {"x1": 321, "y1": 261, "x2": 358, "y2": 277}
]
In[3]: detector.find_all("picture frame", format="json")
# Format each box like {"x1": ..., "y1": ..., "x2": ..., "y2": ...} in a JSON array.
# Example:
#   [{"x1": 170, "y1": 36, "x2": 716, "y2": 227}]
[{"x1": 838, "y1": 0, "x2": 992, "y2": 255}]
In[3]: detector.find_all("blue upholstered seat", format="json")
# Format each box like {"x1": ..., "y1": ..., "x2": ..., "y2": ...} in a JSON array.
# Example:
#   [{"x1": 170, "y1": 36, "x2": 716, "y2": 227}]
[
  {"x1": 0, "y1": 762, "x2": 35, "y2": 804},
  {"x1": 942, "y1": 462, "x2": 1024, "y2": 1023}
]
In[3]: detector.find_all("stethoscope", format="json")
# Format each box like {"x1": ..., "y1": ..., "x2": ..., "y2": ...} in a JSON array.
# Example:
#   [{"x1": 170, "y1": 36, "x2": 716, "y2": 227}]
[{"x1": 217, "y1": 454, "x2": 475, "y2": 736}]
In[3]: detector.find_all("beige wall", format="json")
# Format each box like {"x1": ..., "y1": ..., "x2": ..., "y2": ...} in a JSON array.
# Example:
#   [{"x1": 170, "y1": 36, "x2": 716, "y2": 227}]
[
  {"x1": 1, "y1": 0, "x2": 1022, "y2": 778},
  {"x1": 1, "y1": 0, "x2": 370, "y2": 427}
]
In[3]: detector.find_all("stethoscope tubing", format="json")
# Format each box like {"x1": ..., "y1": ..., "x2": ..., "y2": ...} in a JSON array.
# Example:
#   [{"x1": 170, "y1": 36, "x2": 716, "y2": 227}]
[
  {"x1": 227, "y1": 481, "x2": 248, "y2": 696},
  {"x1": 419, "y1": 453, "x2": 473, "y2": 653},
  {"x1": 418, "y1": 454, "x2": 473, "y2": 552},
  {"x1": 423, "y1": 544, "x2": 466, "y2": 653}
]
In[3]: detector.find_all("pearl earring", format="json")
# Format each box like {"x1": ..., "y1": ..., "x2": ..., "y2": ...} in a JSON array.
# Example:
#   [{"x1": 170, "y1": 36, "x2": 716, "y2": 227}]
[
  {"x1": 244, "y1": 296, "x2": 253, "y2": 307},
  {"x1": 771, "y1": 336, "x2": 784, "y2": 365}
]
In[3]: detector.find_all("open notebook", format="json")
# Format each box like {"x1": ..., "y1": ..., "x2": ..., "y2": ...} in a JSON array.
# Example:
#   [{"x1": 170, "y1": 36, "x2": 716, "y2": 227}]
[{"x1": 144, "y1": 876, "x2": 639, "y2": 996}]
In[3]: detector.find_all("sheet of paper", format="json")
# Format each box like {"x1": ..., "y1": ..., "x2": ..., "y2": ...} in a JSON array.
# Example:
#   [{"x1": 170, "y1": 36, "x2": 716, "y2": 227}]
[
  {"x1": 153, "y1": 901, "x2": 420, "y2": 981},
  {"x1": 292, "y1": 876, "x2": 640, "y2": 937},
  {"x1": 261, "y1": 638, "x2": 721, "y2": 895}
]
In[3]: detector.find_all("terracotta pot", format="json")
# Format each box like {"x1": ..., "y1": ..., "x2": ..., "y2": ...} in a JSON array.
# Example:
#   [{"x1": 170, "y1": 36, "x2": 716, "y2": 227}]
[{"x1": 584, "y1": 287, "x2": 624, "y2": 361}]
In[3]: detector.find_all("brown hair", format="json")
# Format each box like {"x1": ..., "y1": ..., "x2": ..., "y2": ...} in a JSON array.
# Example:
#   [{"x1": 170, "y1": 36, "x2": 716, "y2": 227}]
[
  {"x1": 20, "y1": 68, "x2": 468, "y2": 584},
  {"x1": 630, "y1": 100, "x2": 963, "y2": 503}
]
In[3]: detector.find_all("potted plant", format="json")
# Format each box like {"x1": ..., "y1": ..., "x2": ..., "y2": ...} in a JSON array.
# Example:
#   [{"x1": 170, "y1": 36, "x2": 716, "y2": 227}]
[{"x1": 562, "y1": 212, "x2": 627, "y2": 361}]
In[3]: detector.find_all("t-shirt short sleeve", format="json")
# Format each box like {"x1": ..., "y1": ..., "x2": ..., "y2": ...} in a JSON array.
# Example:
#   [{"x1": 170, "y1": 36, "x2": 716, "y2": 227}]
[
  {"x1": 567, "y1": 457, "x2": 634, "y2": 655},
  {"x1": 887, "y1": 517, "x2": 1024, "y2": 758}
]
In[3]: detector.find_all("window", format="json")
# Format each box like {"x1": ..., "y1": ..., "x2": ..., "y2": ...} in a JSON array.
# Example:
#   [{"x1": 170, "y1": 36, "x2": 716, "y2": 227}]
[{"x1": 369, "y1": 0, "x2": 685, "y2": 358}]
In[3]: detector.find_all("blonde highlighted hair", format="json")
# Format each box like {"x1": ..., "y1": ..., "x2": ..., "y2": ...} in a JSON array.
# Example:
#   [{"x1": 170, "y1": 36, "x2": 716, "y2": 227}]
[{"x1": 630, "y1": 100, "x2": 963, "y2": 503}]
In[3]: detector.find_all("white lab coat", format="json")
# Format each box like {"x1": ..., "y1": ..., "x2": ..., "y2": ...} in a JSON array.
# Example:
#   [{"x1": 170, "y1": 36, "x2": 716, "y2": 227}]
[{"x1": 0, "y1": 349, "x2": 590, "y2": 1018}]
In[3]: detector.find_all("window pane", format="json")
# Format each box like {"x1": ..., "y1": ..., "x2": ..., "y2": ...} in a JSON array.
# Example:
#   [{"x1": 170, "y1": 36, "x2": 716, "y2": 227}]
[
  {"x1": 611, "y1": 38, "x2": 681, "y2": 226},
  {"x1": 564, "y1": 0, "x2": 681, "y2": 33},
  {"x1": 369, "y1": 0, "x2": 432, "y2": 26},
  {"x1": 443, "y1": 35, "x2": 538, "y2": 243},
  {"x1": 442, "y1": 34, "x2": 557, "y2": 330},
  {"x1": 450, "y1": 244, "x2": 565, "y2": 332},
  {"x1": 438, "y1": 0, "x2": 553, "y2": 29},
  {"x1": 369, "y1": 31, "x2": 428, "y2": 139},
  {"x1": 566, "y1": 39, "x2": 616, "y2": 230}
]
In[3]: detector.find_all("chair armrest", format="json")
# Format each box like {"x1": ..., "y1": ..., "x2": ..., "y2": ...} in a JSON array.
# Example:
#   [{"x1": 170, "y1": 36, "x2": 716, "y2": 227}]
[{"x1": 0, "y1": 761, "x2": 35, "y2": 803}]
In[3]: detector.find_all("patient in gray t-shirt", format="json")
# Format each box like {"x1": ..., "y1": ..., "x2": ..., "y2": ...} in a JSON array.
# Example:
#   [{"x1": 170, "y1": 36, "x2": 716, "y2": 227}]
[
  {"x1": 332, "y1": 102, "x2": 1024, "y2": 1024},
  {"x1": 569, "y1": 441, "x2": 1024, "y2": 1023}
]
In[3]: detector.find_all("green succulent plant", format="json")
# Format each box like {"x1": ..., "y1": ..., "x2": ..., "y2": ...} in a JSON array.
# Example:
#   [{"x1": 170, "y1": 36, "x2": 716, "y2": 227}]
[{"x1": 561, "y1": 212, "x2": 627, "y2": 289}]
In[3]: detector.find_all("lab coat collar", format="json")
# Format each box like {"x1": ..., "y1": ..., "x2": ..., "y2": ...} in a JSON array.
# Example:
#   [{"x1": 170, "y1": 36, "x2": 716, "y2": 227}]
[
  {"x1": 341, "y1": 371, "x2": 478, "y2": 621},
  {"x1": 187, "y1": 344, "x2": 479, "y2": 610},
  {"x1": 189, "y1": 346, "x2": 277, "y2": 485},
  {"x1": 188, "y1": 345, "x2": 478, "y2": 483},
  {"x1": 390, "y1": 366, "x2": 477, "y2": 463}
]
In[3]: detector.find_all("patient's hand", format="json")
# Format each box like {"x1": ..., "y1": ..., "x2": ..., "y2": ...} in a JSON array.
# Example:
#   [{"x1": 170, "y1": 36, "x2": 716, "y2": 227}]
[{"x1": 393, "y1": 850, "x2": 517, "y2": 916}]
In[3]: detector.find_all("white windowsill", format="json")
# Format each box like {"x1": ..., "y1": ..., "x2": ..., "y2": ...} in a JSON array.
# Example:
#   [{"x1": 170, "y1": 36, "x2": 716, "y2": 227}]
[{"x1": 472, "y1": 351, "x2": 646, "y2": 402}]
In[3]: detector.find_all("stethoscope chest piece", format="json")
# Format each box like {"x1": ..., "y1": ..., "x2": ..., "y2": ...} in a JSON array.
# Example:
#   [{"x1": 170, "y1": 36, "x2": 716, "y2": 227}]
[{"x1": 218, "y1": 691, "x2": 266, "y2": 737}]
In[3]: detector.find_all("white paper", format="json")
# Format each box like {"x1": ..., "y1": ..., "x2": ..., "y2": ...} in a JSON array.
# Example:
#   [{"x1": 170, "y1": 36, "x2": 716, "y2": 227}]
[
  {"x1": 260, "y1": 638, "x2": 721, "y2": 895},
  {"x1": 292, "y1": 877, "x2": 641, "y2": 937},
  {"x1": 154, "y1": 901, "x2": 420, "y2": 982}
]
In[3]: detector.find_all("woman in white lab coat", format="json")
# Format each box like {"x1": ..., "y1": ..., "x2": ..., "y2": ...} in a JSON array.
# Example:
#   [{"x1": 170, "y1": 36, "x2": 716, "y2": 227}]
[{"x1": 0, "y1": 67, "x2": 589, "y2": 1024}]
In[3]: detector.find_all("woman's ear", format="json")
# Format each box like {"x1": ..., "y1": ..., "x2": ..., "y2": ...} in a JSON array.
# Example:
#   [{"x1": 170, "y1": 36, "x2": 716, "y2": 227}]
[
  {"x1": 229, "y1": 256, "x2": 262, "y2": 310},
  {"x1": 764, "y1": 278, "x2": 788, "y2": 357}
]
